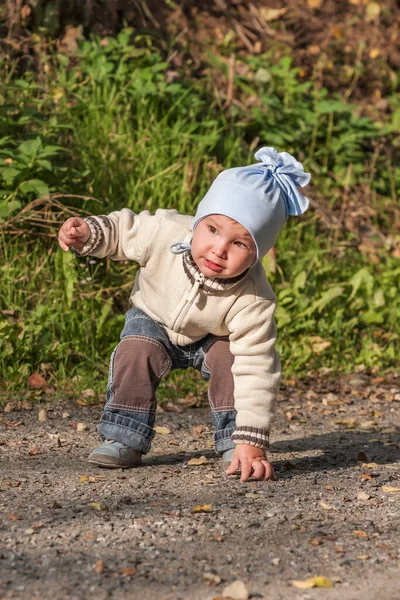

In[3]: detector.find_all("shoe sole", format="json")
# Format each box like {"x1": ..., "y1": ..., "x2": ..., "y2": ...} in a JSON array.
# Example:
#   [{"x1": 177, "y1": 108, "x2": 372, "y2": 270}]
[{"x1": 88, "y1": 454, "x2": 141, "y2": 469}]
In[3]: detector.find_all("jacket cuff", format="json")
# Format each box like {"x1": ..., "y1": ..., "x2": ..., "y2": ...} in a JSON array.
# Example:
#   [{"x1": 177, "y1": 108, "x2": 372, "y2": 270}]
[
  {"x1": 72, "y1": 216, "x2": 104, "y2": 256},
  {"x1": 231, "y1": 426, "x2": 270, "y2": 449}
]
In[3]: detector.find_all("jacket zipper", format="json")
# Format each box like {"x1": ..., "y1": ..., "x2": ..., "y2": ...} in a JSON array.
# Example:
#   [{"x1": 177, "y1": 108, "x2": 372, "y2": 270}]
[{"x1": 172, "y1": 275, "x2": 205, "y2": 332}]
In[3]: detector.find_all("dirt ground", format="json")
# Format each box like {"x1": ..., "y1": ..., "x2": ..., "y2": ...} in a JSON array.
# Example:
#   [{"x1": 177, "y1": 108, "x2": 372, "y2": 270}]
[{"x1": 1, "y1": 374, "x2": 400, "y2": 600}]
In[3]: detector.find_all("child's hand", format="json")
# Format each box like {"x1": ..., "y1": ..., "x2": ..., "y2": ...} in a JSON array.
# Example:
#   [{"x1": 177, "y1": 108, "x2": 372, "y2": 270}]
[
  {"x1": 58, "y1": 217, "x2": 91, "y2": 252},
  {"x1": 225, "y1": 444, "x2": 277, "y2": 483}
]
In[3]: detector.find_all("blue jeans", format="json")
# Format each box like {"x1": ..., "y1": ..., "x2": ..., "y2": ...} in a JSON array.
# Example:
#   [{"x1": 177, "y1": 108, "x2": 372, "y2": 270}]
[{"x1": 98, "y1": 307, "x2": 236, "y2": 454}]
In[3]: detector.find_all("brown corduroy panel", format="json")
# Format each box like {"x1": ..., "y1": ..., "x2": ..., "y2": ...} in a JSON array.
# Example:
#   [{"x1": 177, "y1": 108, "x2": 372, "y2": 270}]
[
  {"x1": 109, "y1": 336, "x2": 171, "y2": 412},
  {"x1": 204, "y1": 339, "x2": 235, "y2": 412}
]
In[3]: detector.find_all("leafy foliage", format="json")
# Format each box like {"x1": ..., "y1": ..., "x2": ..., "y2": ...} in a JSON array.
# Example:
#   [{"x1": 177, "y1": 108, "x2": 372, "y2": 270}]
[{"x1": 0, "y1": 30, "x2": 399, "y2": 393}]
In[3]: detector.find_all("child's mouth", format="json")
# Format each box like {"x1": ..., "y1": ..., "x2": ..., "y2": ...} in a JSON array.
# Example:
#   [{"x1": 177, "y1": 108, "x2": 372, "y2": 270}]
[{"x1": 204, "y1": 258, "x2": 223, "y2": 273}]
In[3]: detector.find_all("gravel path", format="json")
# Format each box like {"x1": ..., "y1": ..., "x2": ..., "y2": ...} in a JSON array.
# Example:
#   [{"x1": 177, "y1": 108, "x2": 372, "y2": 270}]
[{"x1": 1, "y1": 375, "x2": 399, "y2": 599}]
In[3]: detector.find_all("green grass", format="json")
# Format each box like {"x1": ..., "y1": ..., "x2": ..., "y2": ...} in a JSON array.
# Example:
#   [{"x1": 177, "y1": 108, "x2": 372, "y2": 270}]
[{"x1": 0, "y1": 29, "x2": 399, "y2": 399}]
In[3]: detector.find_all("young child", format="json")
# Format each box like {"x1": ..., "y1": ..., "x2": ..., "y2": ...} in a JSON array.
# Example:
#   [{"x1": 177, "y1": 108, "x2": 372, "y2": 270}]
[{"x1": 58, "y1": 147, "x2": 310, "y2": 483}]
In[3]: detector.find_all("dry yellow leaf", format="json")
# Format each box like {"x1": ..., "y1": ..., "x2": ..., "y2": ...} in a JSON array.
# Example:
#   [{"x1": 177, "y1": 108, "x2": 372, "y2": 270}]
[
  {"x1": 353, "y1": 530, "x2": 368, "y2": 538},
  {"x1": 188, "y1": 456, "x2": 209, "y2": 466},
  {"x1": 319, "y1": 502, "x2": 337, "y2": 511},
  {"x1": 154, "y1": 426, "x2": 170, "y2": 435},
  {"x1": 362, "y1": 462, "x2": 379, "y2": 468},
  {"x1": 88, "y1": 502, "x2": 109, "y2": 511},
  {"x1": 80, "y1": 475, "x2": 106, "y2": 484},
  {"x1": 259, "y1": 7, "x2": 287, "y2": 21},
  {"x1": 192, "y1": 504, "x2": 213, "y2": 513},
  {"x1": 308, "y1": 336, "x2": 331, "y2": 354},
  {"x1": 76, "y1": 422, "x2": 87, "y2": 432},
  {"x1": 359, "y1": 420, "x2": 375, "y2": 429},
  {"x1": 292, "y1": 576, "x2": 333, "y2": 589},
  {"x1": 382, "y1": 486, "x2": 400, "y2": 493}
]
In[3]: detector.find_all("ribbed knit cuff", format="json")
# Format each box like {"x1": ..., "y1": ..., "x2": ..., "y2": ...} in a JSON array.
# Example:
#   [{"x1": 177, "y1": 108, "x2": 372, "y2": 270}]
[
  {"x1": 72, "y1": 216, "x2": 104, "y2": 256},
  {"x1": 231, "y1": 426, "x2": 270, "y2": 449}
]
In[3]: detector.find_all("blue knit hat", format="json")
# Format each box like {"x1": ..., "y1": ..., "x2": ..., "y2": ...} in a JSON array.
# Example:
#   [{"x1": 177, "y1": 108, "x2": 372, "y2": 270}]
[{"x1": 191, "y1": 147, "x2": 311, "y2": 260}]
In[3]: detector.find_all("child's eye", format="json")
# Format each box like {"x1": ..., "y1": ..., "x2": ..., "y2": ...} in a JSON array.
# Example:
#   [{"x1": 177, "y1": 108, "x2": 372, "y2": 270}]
[
  {"x1": 208, "y1": 226, "x2": 217, "y2": 234},
  {"x1": 235, "y1": 241, "x2": 247, "y2": 248}
]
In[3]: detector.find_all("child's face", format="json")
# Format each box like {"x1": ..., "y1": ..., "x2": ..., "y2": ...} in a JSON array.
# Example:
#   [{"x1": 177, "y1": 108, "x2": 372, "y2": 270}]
[{"x1": 191, "y1": 215, "x2": 256, "y2": 279}]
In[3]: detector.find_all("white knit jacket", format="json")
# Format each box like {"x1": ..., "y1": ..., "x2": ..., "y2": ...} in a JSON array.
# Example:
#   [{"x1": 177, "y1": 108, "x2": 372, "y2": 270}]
[{"x1": 77, "y1": 208, "x2": 281, "y2": 448}]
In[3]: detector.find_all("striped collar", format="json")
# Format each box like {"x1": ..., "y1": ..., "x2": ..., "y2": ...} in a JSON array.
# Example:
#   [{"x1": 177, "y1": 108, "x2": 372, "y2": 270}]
[{"x1": 182, "y1": 252, "x2": 248, "y2": 294}]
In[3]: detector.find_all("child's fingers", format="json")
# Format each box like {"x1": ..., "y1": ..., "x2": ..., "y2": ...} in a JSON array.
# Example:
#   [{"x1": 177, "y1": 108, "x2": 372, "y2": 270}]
[
  {"x1": 58, "y1": 238, "x2": 70, "y2": 252},
  {"x1": 251, "y1": 460, "x2": 266, "y2": 480},
  {"x1": 240, "y1": 461, "x2": 253, "y2": 482},
  {"x1": 261, "y1": 460, "x2": 277, "y2": 481},
  {"x1": 225, "y1": 456, "x2": 240, "y2": 475}
]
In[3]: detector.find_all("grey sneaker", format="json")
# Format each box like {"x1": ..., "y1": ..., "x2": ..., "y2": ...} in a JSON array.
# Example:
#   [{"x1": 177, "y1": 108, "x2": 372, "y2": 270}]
[
  {"x1": 88, "y1": 440, "x2": 142, "y2": 469},
  {"x1": 222, "y1": 448, "x2": 235, "y2": 465}
]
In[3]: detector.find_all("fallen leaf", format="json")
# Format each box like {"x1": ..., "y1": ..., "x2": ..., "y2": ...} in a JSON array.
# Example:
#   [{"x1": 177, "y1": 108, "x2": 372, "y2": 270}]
[
  {"x1": 311, "y1": 538, "x2": 323, "y2": 546},
  {"x1": 222, "y1": 579, "x2": 249, "y2": 599},
  {"x1": 80, "y1": 475, "x2": 106, "y2": 484},
  {"x1": 376, "y1": 544, "x2": 393, "y2": 550},
  {"x1": 82, "y1": 532, "x2": 97, "y2": 541},
  {"x1": 360, "y1": 474, "x2": 372, "y2": 481},
  {"x1": 8, "y1": 513, "x2": 21, "y2": 520},
  {"x1": 38, "y1": 408, "x2": 47, "y2": 422},
  {"x1": 259, "y1": 7, "x2": 287, "y2": 21},
  {"x1": 81, "y1": 388, "x2": 95, "y2": 398},
  {"x1": 164, "y1": 402, "x2": 182, "y2": 414},
  {"x1": 307, "y1": 0, "x2": 324, "y2": 8},
  {"x1": 154, "y1": 426, "x2": 170, "y2": 435},
  {"x1": 29, "y1": 373, "x2": 47, "y2": 389},
  {"x1": 362, "y1": 462, "x2": 379, "y2": 468},
  {"x1": 192, "y1": 424, "x2": 208, "y2": 437},
  {"x1": 308, "y1": 336, "x2": 331, "y2": 354},
  {"x1": 62, "y1": 411, "x2": 70, "y2": 419},
  {"x1": 6, "y1": 421, "x2": 24, "y2": 428},
  {"x1": 188, "y1": 456, "x2": 209, "y2": 466},
  {"x1": 319, "y1": 502, "x2": 337, "y2": 511},
  {"x1": 120, "y1": 567, "x2": 137, "y2": 576},
  {"x1": 245, "y1": 492, "x2": 262, "y2": 499},
  {"x1": 4, "y1": 403, "x2": 14, "y2": 413},
  {"x1": 353, "y1": 530, "x2": 368, "y2": 538},
  {"x1": 76, "y1": 422, "x2": 88, "y2": 432},
  {"x1": 382, "y1": 486, "x2": 400, "y2": 493},
  {"x1": 334, "y1": 418, "x2": 358, "y2": 428},
  {"x1": 292, "y1": 576, "x2": 333, "y2": 589},
  {"x1": 88, "y1": 502, "x2": 109, "y2": 511},
  {"x1": 360, "y1": 420, "x2": 375, "y2": 429},
  {"x1": 168, "y1": 439, "x2": 180, "y2": 446},
  {"x1": 357, "y1": 492, "x2": 371, "y2": 501},
  {"x1": 192, "y1": 504, "x2": 213, "y2": 513},
  {"x1": 94, "y1": 559, "x2": 105, "y2": 574},
  {"x1": 28, "y1": 447, "x2": 40, "y2": 456}
]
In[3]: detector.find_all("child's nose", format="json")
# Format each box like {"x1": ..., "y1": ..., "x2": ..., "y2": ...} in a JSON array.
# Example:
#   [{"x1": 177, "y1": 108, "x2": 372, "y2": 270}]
[{"x1": 213, "y1": 240, "x2": 228, "y2": 258}]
